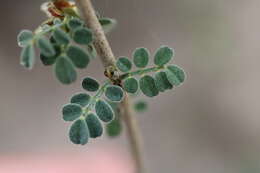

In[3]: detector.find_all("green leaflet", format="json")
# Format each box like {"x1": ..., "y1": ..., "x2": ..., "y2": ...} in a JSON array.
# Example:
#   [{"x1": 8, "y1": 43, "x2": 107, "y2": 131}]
[
  {"x1": 20, "y1": 44, "x2": 35, "y2": 69},
  {"x1": 154, "y1": 71, "x2": 173, "y2": 92},
  {"x1": 54, "y1": 56, "x2": 77, "y2": 84},
  {"x1": 139, "y1": 75, "x2": 159, "y2": 97},
  {"x1": 66, "y1": 45, "x2": 90, "y2": 69},
  {"x1": 52, "y1": 28, "x2": 70, "y2": 45},
  {"x1": 62, "y1": 103, "x2": 83, "y2": 121},
  {"x1": 99, "y1": 18, "x2": 117, "y2": 33},
  {"x1": 37, "y1": 37, "x2": 56, "y2": 57},
  {"x1": 87, "y1": 44, "x2": 97, "y2": 59},
  {"x1": 165, "y1": 65, "x2": 185, "y2": 86},
  {"x1": 106, "y1": 119, "x2": 122, "y2": 137},
  {"x1": 134, "y1": 100, "x2": 148, "y2": 113},
  {"x1": 67, "y1": 18, "x2": 84, "y2": 31},
  {"x1": 85, "y1": 113, "x2": 103, "y2": 138},
  {"x1": 73, "y1": 28, "x2": 93, "y2": 45},
  {"x1": 82, "y1": 77, "x2": 100, "y2": 92},
  {"x1": 133, "y1": 48, "x2": 149, "y2": 68},
  {"x1": 17, "y1": 30, "x2": 34, "y2": 47},
  {"x1": 154, "y1": 46, "x2": 174, "y2": 66},
  {"x1": 69, "y1": 119, "x2": 89, "y2": 145},
  {"x1": 116, "y1": 57, "x2": 132, "y2": 72},
  {"x1": 95, "y1": 100, "x2": 114, "y2": 122},
  {"x1": 40, "y1": 44, "x2": 60, "y2": 66},
  {"x1": 105, "y1": 85, "x2": 124, "y2": 102},
  {"x1": 70, "y1": 93, "x2": 91, "y2": 107},
  {"x1": 123, "y1": 77, "x2": 138, "y2": 94}
]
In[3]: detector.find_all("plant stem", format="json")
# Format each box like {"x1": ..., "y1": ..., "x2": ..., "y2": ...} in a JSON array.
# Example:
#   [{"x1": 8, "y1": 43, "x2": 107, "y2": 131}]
[
  {"x1": 120, "y1": 66, "x2": 165, "y2": 80},
  {"x1": 74, "y1": 0, "x2": 145, "y2": 172}
]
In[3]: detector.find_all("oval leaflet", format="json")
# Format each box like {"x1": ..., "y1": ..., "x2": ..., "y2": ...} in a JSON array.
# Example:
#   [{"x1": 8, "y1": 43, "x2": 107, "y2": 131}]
[
  {"x1": 70, "y1": 93, "x2": 91, "y2": 107},
  {"x1": 69, "y1": 119, "x2": 89, "y2": 145},
  {"x1": 105, "y1": 85, "x2": 124, "y2": 102},
  {"x1": 55, "y1": 56, "x2": 77, "y2": 84},
  {"x1": 85, "y1": 113, "x2": 103, "y2": 138},
  {"x1": 82, "y1": 77, "x2": 100, "y2": 92},
  {"x1": 95, "y1": 100, "x2": 114, "y2": 122},
  {"x1": 139, "y1": 75, "x2": 159, "y2": 97},
  {"x1": 133, "y1": 48, "x2": 149, "y2": 68},
  {"x1": 123, "y1": 77, "x2": 138, "y2": 94},
  {"x1": 62, "y1": 103, "x2": 82, "y2": 121}
]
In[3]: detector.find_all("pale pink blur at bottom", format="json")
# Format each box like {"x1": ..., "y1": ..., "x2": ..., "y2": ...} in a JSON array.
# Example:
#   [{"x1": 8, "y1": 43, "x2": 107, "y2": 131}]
[{"x1": 0, "y1": 148, "x2": 134, "y2": 173}]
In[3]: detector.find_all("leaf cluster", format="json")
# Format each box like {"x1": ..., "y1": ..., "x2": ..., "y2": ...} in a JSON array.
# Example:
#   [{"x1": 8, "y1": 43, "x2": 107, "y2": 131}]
[{"x1": 17, "y1": 5, "x2": 116, "y2": 84}]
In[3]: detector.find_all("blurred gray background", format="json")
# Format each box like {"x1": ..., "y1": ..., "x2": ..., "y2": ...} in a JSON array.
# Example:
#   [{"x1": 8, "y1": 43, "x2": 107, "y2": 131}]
[{"x1": 1, "y1": 0, "x2": 260, "y2": 172}]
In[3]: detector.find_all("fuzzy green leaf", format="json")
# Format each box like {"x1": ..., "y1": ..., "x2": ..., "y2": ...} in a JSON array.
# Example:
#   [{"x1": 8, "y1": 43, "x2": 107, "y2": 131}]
[
  {"x1": 134, "y1": 100, "x2": 148, "y2": 113},
  {"x1": 105, "y1": 85, "x2": 124, "y2": 102},
  {"x1": 82, "y1": 77, "x2": 99, "y2": 92},
  {"x1": 73, "y1": 28, "x2": 93, "y2": 45},
  {"x1": 67, "y1": 18, "x2": 84, "y2": 31},
  {"x1": 116, "y1": 57, "x2": 132, "y2": 72},
  {"x1": 85, "y1": 113, "x2": 103, "y2": 138},
  {"x1": 71, "y1": 93, "x2": 91, "y2": 107},
  {"x1": 66, "y1": 45, "x2": 90, "y2": 69},
  {"x1": 69, "y1": 119, "x2": 89, "y2": 145},
  {"x1": 123, "y1": 77, "x2": 138, "y2": 94},
  {"x1": 17, "y1": 30, "x2": 34, "y2": 47},
  {"x1": 20, "y1": 44, "x2": 35, "y2": 69},
  {"x1": 37, "y1": 37, "x2": 56, "y2": 57},
  {"x1": 154, "y1": 46, "x2": 174, "y2": 66},
  {"x1": 95, "y1": 100, "x2": 114, "y2": 122},
  {"x1": 99, "y1": 18, "x2": 117, "y2": 33},
  {"x1": 165, "y1": 65, "x2": 185, "y2": 86},
  {"x1": 52, "y1": 28, "x2": 70, "y2": 45},
  {"x1": 54, "y1": 56, "x2": 77, "y2": 84},
  {"x1": 139, "y1": 75, "x2": 159, "y2": 97},
  {"x1": 40, "y1": 44, "x2": 60, "y2": 66},
  {"x1": 133, "y1": 48, "x2": 149, "y2": 68},
  {"x1": 62, "y1": 103, "x2": 82, "y2": 121},
  {"x1": 154, "y1": 71, "x2": 173, "y2": 92},
  {"x1": 106, "y1": 119, "x2": 122, "y2": 137}
]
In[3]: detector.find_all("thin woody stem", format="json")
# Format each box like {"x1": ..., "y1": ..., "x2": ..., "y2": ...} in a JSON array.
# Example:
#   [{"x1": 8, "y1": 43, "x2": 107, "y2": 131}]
[{"x1": 74, "y1": 0, "x2": 145, "y2": 172}]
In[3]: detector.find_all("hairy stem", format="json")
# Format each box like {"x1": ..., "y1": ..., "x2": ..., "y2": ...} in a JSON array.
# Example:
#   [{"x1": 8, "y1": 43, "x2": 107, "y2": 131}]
[
  {"x1": 74, "y1": 0, "x2": 145, "y2": 172},
  {"x1": 120, "y1": 66, "x2": 165, "y2": 80}
]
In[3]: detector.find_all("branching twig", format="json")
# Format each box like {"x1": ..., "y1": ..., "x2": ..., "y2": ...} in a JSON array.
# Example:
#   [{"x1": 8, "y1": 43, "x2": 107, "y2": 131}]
[{"x1": 74, "y1": 0, "x2": 145, "y2": 172}]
